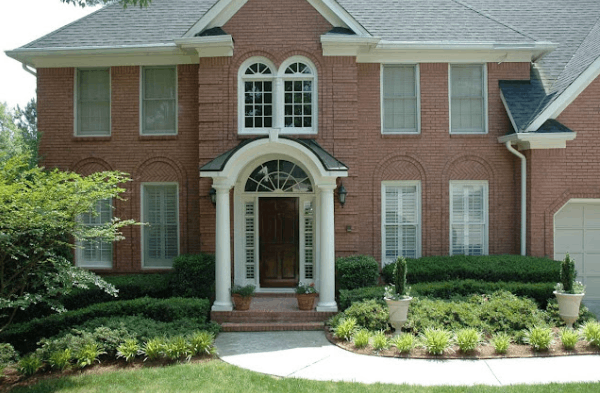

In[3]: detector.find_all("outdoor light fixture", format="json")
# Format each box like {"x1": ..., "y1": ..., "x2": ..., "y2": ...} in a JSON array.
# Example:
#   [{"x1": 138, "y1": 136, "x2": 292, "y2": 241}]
[
  {"x1": 338, "y1": 183, "x2": 347, "y2": 207},
  {"x1": 209, "y1": 187, "x2": 217, "y2": 206}
]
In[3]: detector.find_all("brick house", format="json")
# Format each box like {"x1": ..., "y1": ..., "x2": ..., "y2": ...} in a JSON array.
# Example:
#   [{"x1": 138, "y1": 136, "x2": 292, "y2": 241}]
[{"x1": 6, "y1": 0, "x2": 600, "y2": 312}]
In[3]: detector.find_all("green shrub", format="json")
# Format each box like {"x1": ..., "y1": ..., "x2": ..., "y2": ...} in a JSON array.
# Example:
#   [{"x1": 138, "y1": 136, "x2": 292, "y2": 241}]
[
  {"x1": 170, "y1": 253, "x2": 216, "y2": 300},
  {"x1": 0, "y1": 343, "x2": 18, "y2": 366},
  {"x1": 559, "y1": 328, "x2": 579, "y2": 350},
  {"x1": 17, "y1": 354, "x2": 43, "y2": 377},
  {"x1": 334, "y1": 318, "x2": 357, "y2": 341},
  {"x1": 326, "y1": 313, "x2": 345, "y2": 330},
  {"x1": 343, "y1": 299, "x2": 389, "y2": 331},
  {"x1": 164, "y1": 336, "x2": 191, "y2": 362},
  {"x1": 381, "y1": 263, "x2": 395, "y2": 285},
  {"x1": 421, "y1": 328, "x2": 453, "y2": 355},
  {"x1": 48, "y1": 349, "x2": 72, "y2": 371},
  {"x1": 393, "y1": 256, "x2": 409, "y2": 297},
  {"x1": 76, "y1": 343, "x2": 104, "y2": 368},
  {"x1": 351, "y1": 330, "x2": 370, "y2": 348},
  {"x1": 1, "y1": 297, "x2": 211, "y2": 354},
  {"x1": 371, "y1": 331, "x2": 389, "y2": 351},
  {"x1": 491, "y1": 333, "x2": 511, "y2": 354},
  {"x1": 581, "y1": 321, "x2": 600, "y2": 348},
  {"x1": 406, "y1": 255, "x2": 559, "y2": 283},
  {"x1": 455, "y1": 328, "x2": 481, "y2": 353},
  {"x1": 559, "y1": 254, "x2": 577, "y2": 293},
  {"x1": 525, "y1": 326, "x2": 553, "y2": 351},
  {"x1": 390, "y1": 333, "x2": 415, "y2": 354},
  {"x1": 37, "y1": 326, "x2": 130, "y2": 361},
  {"x1": 336, "y1": 255, "x2": 379, "y2": 290},
  {"x1": 116, "y1": 339, "x2": 141, "y2": 362},
  {"x1": 188, "y1": 331, "x2": 215, "y2": 356},
  {"x1": 339, "y1": 287, "x2": 385, "y2": 311},
  {"x1": 141, "y1": 337, "x2": 166, "y2": 361}
]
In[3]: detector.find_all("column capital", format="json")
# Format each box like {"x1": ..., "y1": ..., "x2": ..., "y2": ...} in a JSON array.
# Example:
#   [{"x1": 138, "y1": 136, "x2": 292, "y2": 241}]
[
  {"x1": 212, "y1": 183, "x2": 232, "y2": 192},
  {"x1": 317, "y1": 183, "x2": 337, "y2": 192}
]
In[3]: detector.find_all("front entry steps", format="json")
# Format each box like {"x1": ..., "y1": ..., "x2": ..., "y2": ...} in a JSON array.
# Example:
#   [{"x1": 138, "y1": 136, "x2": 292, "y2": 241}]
[{"x1": 212, "y1": 293, "x2": 337, "y2": 332}]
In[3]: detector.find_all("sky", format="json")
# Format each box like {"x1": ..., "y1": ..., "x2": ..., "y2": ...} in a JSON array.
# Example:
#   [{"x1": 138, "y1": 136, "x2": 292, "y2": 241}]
[{"x1": 0, "y1": 1, "x2": 101, "y2": 110}]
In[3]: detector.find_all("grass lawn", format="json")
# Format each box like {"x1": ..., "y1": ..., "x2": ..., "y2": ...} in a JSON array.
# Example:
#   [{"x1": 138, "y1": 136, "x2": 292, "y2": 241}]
[{"x1": 8, "y1": 359, "x2": 600, "y2": 393}]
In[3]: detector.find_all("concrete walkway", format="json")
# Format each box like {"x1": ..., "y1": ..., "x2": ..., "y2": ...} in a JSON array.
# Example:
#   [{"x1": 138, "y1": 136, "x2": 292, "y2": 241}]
[{"x1": 216, "y1": 331, "x2": 600, "y2": 386}]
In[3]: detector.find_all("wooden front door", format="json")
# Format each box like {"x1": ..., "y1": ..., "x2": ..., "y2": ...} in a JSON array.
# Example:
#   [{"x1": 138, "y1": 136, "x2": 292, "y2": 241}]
[{"x1": 259, "y1": 197, "x2": 299, "y2": 288}]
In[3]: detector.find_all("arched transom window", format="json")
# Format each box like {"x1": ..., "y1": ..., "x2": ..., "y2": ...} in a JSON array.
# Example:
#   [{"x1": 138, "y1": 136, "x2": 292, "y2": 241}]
[
  {"x1": 239, "y1": 57, "x2": 317, "y2": 135},
  {"x1": 245, "y1": 160, "x2": 313, "y2": 193}
]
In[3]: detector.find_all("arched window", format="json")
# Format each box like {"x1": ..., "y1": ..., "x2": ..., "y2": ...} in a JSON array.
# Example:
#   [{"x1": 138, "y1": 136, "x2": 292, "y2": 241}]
[
  {"x1": 239, "y1": 56, "x2": 317, "y2": 135},
  {"x1": 245, "y1": 160, "x2": 313, "y2": 193}
]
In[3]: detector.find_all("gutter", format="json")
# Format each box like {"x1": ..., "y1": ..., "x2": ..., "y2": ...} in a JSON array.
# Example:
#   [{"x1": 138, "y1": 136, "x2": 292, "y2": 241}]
[
  {"x1": 504, "y1": 141, "x2": 526, "y2": 256},
  {"x1": 22, "y1": 63, "x2": 36, "y2": 77}
]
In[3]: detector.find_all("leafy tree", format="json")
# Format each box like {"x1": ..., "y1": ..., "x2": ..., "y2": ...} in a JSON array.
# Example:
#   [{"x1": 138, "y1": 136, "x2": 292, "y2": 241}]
[
  {"x1": 60, "y1": 0, "x2": 152, "y2": 7},
  {"x1": 0, "y1": 153, "x2": 136, "y2": 331},
  {"x1": 14, "y1": 99, "x2": 39, "y2": 168},
  {"x1": 0, "y1": 103, "x2": 22, "y2": 159}
]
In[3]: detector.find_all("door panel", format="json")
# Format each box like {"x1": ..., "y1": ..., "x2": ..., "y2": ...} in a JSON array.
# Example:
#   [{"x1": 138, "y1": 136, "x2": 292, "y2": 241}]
[{"x1": 259, "y1": 197, "x2": 299, "y2": 287}]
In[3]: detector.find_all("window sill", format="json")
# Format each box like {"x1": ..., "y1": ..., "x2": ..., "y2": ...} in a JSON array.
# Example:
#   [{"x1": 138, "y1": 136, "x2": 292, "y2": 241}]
[
  {"x1": 139, "y1": 134, "x2": 178, "y2": 141},
  {"x1": 381, "y1": 132, "x2": 421, "y2": 138},
  {"x1": 72, "y1": 136, "x2": 111, "y2": 142},
  {"x1": 449, "y1": 131, "x2": 488, "y2": 136}
]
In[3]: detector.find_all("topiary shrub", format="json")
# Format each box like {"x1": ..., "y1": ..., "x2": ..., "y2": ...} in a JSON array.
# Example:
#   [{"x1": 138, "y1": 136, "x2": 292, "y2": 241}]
[
  {"x1": 170, "y1": 253, "x2": 216, "y2": 300},
  {"x1": 336, "y1": 255, "x2": 379, "y2": 290},
  {"x1": 342, "y1": 299, "x2": 389, "y2": 331}
]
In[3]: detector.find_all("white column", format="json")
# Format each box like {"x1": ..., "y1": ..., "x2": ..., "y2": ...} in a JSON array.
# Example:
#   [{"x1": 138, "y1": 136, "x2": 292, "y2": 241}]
[
  {"x1": 317, "y1": 184, "x2": 338, "y2": 312},
  {"x1": 211, "y1": 184, "x2": 233, "y2": 311}
]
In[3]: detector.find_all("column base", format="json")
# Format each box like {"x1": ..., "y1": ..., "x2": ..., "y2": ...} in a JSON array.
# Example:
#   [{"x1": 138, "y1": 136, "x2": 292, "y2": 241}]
[
  {"x1": 211, "y1": 301, "x2": 233, "y2": 312},
  {"x1": 316, "y1": 302, "x2": 338, "y2": 312}
]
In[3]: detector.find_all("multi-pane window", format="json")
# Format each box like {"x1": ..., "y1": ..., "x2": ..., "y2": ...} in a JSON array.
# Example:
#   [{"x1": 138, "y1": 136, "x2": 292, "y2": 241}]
[
  {"x1": 450, "y1": 181, "x2": 488, "y2": 256},
  {"x1": 142, "y1": 66, "x2": 177, "y2": 135},
  {"x1": 76, "y1": 68, "x2": 110, "y2": 136},
  {"x1": 76, "y1": 199, "x2": 112, "y2": 268},
  {"x1": 239, "y1": 57, "x2": 316, "y2": 134},
  {"x1": 382, "y1": 181, "x2": 420, "y2": 264},
  {"x1": 142, "y1": 184, "x2": 179, "y2": 268},
  {"x1": 382, "y1": 65, "x2": 419, "y2": 133},
  {"x1": 450, "y1": 64, "x2": 486, "y2": 133}
]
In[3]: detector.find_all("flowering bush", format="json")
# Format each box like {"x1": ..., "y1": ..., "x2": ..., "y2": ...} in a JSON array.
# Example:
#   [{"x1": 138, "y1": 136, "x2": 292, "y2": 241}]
[{"x1": 296, "y1": 282, "x2": 317, "y2": 294}]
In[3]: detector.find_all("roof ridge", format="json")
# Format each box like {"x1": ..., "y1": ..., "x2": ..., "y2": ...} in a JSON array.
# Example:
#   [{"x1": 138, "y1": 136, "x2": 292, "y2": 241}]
[
  {"x1": 451, "y1": 0, "x2": 539, "y2": 42},
  {"x1": 22, "y1": 4, "x2": 109, "y2": 49}
]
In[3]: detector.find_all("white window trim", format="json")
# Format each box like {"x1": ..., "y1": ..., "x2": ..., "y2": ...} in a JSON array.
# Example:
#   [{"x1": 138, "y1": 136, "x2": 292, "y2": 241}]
[
  {"x1": 381, "y1": 64, "x2": 420, "y2": 134},
  {"x1": 141, "y1": 182, "x2": 180, "y2": 269},
  {"x1": 75, "y1": 199, "x2": 113, "y2": 269},
  {"x1": 74, "y1": 67, "x2": 112, "y2": 137},
  {"x1": 381, "y1": 180, "x2": 422, "y2": 265},
  {"x1": 449, "y1": 180, "x2": 489, "y2": 256},
  {"x1": 238, "y1": 56, "x2": 318, "y2": 135},
  {"x1": 139, "y1": 65, "x2": 178, "y2": 136},
  {"x1": 448, "y1": 64, "x2": 488, "y2": 135}
]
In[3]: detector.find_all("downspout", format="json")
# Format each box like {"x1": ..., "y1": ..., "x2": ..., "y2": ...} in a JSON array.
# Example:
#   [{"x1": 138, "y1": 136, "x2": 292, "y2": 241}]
[
  {"x1": 505, "y1": 141, "x2": 526, "y2": 256},
  {"x1": 22, "y1": 63, "x2": 36, "y2": 77}
]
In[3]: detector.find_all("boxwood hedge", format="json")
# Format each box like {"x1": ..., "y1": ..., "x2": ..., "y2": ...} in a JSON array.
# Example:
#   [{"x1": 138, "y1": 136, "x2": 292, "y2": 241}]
[{"x1": 336, "y1": 255, "x2": 379, "y2": 290}]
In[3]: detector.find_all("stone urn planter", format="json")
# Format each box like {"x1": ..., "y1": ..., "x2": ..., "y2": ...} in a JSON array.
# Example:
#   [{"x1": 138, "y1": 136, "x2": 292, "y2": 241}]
[
  {"x1": 385, "y1": 297, "x2": 412, "y2": 334},
  {"x1": 296, "y1": 293, "x2": 318, "y2": 311},
  {"x1": 554, "y1": 291, "x2": 584, "y2": 328}
]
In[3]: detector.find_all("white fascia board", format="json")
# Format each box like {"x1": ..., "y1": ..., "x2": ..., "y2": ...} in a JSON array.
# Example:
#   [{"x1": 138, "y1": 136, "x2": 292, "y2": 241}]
[
  {"x1": 497, "y1": 132, "x2": 576, "y2": 150},
  {"x1": 5, "y1": 44, "x2": 199, "y2": 68},
  {"x1": 174, "y1": 35, "x2": 234, "y2": 57},
  {"x1": 321, "y1": 35, "x2": 381, "y2": 56},
  {"x1": 526, "y1": 54, "x2": 600, "y2": 132},
  {"x1": 183, "y1": 0, "x2": 248, "y2": 37},
  {"x1": 499, "y1": 89, "x2": 520, "y2": 133}
]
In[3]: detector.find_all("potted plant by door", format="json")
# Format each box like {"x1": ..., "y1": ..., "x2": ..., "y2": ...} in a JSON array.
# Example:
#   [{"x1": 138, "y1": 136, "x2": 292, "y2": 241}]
[
  {"x1": 554, "y1": 254, "x2": 586, "y2": 328},
  {"x1": 231, "y1": 284, "x2": 256, "y2": 311},
  {"x1": 384, "y1": 256, "x2": 412, "y2": 335},
  {"x1": 296, "y1": 282, "x2": 318, "y2": 310}
]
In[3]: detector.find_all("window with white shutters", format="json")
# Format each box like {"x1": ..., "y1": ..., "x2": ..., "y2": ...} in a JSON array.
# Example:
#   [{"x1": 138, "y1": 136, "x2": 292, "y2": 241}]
[
  {"x1": 142, "y1": 66, "x2": 177, "y2": 135},
  {"x1": 76, "y1": 68, "x2": 110, "y2": 136},
  {"x1": 382, "y1": 181, "x2": 420, "y2": 264},
  {"x1": 303, "y1": 201, "x2": 315, "y2": 280},
  {"x1": 450, "y1": 64, "x2": 486, "y2": 134},
  {"x1": 450, "y1": 181, "x2": 488, "y2": 255},
  {"x1": 142, "y1": 184, "x2": 179, "y2": 268},
  {"x1": 76, "y1": 199, "x2": 112, "y2": 268},
  {"x1": 244, "y1": 201, "x2": 256, "y2": 279},
  {"x1": 382, "y1": 65, "x2": 419, "y2": 134}
]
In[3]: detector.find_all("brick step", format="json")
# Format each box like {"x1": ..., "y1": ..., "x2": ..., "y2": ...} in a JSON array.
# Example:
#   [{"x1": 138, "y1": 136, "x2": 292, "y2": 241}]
[
  {"x1": 220, "y1": 322, "x2": 325, "y2": 332},
  {"x1": 212, "y1": 310, "x2": 337, "y2": 324}
]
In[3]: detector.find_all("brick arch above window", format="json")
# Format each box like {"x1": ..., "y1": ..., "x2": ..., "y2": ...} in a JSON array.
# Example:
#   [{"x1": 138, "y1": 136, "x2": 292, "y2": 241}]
[
  {"x1": 72, "y1": 157, "x2": 113, "y2": 176},
  {"x1": 134, "y1": 156, "x2": 186, "y2": 183}
]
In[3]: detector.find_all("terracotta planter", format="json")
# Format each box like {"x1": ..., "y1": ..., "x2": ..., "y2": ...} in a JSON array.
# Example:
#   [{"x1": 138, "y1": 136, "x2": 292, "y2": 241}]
[
  {"x1": 296, "y1": 293, "x2": 318, "y2": 310},
  {"x1": 385, "y1": 297, "x2": 412, "y2": 334},
  {"x1": 554, "y1": 291, "x2": 585, "y2": 328},
  {"x1": 232, "y1": 294, "x2": 252, "y2": 311}
]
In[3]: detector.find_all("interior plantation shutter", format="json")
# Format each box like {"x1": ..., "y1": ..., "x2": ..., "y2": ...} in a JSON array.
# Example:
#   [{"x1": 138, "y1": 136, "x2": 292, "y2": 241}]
[
  {"x1": 143, "y1": 66, "x2": 176, "y2": 134},
  {"x1": 451, "y1": 65, "x2": 484, "y2": 133},
  {"x1": 451, "y1": 183, "x2": 485, "y2": 255},
  {"x1": 78, "y1": 199, "x2": 112, "y2": 268},
  {"x1": 144, "y1": 185, "x2": 178, "y2": 267},
  {"x1": 384, "y1": 184, "x2": 418, "y2": 263},
  {"x1": 383, "y1": 65, "x2": 417, "y2": 132},
  {"x1": 77, "y1": 69, "x2": 110, "y2": 136}
]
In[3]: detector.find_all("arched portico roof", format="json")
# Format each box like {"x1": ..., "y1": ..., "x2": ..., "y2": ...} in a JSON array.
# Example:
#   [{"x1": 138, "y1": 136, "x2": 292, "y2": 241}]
[{"x1": 199, "y1": 137, "x2": 348, "y2": 188}]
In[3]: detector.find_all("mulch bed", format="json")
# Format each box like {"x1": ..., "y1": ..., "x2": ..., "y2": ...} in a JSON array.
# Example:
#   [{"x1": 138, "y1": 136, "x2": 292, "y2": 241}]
[{"x1": 325, "y1": 329, "x2": 600, "y2": 360}]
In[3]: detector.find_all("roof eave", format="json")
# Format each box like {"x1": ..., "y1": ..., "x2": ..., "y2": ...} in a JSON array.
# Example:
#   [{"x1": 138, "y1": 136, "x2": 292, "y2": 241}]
[{"x1": 497, "y1": 132, "x2": 576, "y2": 150}]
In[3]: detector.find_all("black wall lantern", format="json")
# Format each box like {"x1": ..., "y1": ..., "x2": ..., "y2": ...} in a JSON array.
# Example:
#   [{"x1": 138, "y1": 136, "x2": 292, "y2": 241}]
[
  {"x1": 209, "y1": 187, "x2": 217, "y2": 206},
  {"x1": 338, "y1": 183, "x2": 347, "y2": 207}
]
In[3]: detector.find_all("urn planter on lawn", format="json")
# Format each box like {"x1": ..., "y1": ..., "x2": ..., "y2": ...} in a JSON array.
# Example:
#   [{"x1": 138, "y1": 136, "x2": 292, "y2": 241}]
[
  {"x1": 385, "y1": 297, "x2": 412, "y2": 333},
  {"x1": 554, "y1": 254, "x2": 586, "y2": 328},
  {"x1": 384, "y1": 256, "x2": 412, "y2": 335}
]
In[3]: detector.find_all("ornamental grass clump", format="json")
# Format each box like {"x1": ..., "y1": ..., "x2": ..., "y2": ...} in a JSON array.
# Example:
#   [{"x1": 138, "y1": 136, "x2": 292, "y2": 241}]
[
  {"x1": 559, "y1": 328, "x2": 579, "y2": 350},
  {"x1": 371, "y1": 331, "x2": 389, "y2": 351},
  {"x1": 525, "y1": 326, "x2": 553, "y2": 351},
  {"x1": 141, "y1": 337, "x2": 166, "y2": 361},
  {"x1": 421, "y1": 328, "x2": 453, "y2": 355},
  {"x1": 116, "y1": 339, "x2": 141, "y2": 363},
  {"x1": 455, "y1": 328, "x2": 481, "y2": 353},
  {"x1": 352, "y1": 330, "x2": 370, "y2": 349},
  {"x1": 48, "y1": 349, "x2": 72, "y2": 371},
  {"x1": 490, "y1": 333, "x2": 511, "y2": 354},
  {"x1": 334, "y1": 318, "x2": 357, "y2": 341},
  {"x1": 164, "y1": 336, "x2": 192, "y2": 362},
  {"x1": 581, "y1": 320, "x2": 600, "y2": 348},
  {"x1": 17, "y1": 355, "x2": 43, "y2": 377},
  {"x1": 390, "y1": 333, "x2": 416, "y2": 354},
  {"x1": 76, "y1": 343, "x2": 105, "y2": 369},
  {"x1": 189, "y1": 331, "x2": 215, "y2": 356}
]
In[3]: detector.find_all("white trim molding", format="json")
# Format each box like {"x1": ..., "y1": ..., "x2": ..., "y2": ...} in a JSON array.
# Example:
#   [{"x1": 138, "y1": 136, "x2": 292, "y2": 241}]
[
  {"x1": 498, "y1": 132, "x2": 576, "y2": 150},
  {"x1": 174, "y1": 35, "x2": 234, "y2": 58}
]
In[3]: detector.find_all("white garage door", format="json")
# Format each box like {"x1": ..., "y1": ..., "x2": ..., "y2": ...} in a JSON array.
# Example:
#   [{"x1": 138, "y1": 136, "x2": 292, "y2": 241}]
[{"x1": 554, "y1": 201, "x2": 600, "y2": 301}]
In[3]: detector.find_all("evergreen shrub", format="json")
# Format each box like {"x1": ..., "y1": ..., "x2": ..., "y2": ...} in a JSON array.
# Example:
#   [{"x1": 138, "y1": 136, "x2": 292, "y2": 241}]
[{"x1": 336, "y1": 255, "x2": 379, "y2": 290}]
